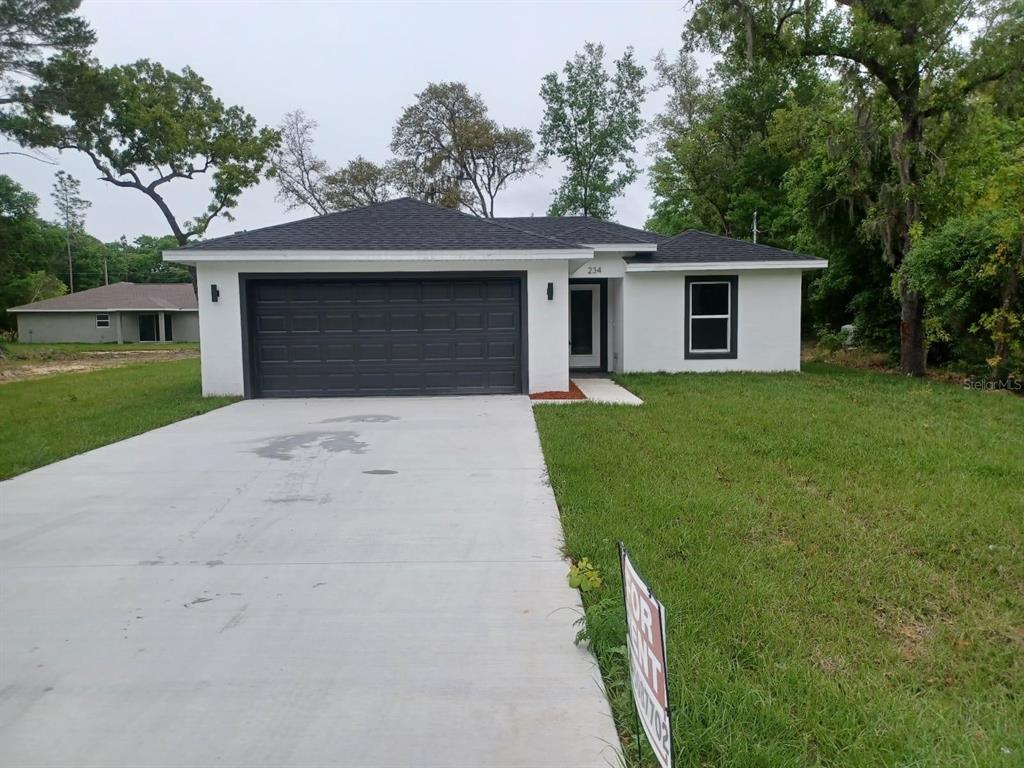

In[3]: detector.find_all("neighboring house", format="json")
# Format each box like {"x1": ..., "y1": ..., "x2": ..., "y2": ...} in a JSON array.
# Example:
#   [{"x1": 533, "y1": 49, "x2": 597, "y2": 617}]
[
  {"x1": 8, "y1": 282, "x2": 199, "y2": 344},
  {"x1": 164, "y1": 197, "x2": 826, "y2": 398}
]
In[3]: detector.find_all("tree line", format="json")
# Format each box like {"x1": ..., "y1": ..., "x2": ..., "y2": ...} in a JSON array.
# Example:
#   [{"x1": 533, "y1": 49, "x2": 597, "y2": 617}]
[
  {"x1": 0, "y1": 172, "x2": 190, "y2": 331},
  {"x1": 1, "y1": 0, "x2": 1020, "y2": 378},
  {"x1": 649, "y1": 0, "x2": 1023, "y2": 378}
]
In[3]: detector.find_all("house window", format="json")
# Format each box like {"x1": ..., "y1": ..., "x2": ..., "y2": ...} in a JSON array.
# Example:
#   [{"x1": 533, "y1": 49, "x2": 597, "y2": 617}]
[
  {"x1": 96, "y1": 313, "x2": 110, "y2": 328},
  {"x1": 685, "y1": 276, "x2": 738, "y2": 359}
]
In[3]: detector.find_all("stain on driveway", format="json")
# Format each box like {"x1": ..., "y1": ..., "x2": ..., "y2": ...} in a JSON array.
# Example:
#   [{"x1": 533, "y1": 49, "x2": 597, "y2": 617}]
[{"x1": 253, "y1": 430, "x2": 368, "y2": 460}]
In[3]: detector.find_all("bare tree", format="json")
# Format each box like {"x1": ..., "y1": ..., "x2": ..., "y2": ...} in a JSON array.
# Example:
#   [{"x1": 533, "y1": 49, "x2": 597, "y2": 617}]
[
  {"x1": 268, "y1": 110, "x2": 333, "y2": 215},
  {"x1": 270, "y1": 111, "x2": 399, "y2": 215}
]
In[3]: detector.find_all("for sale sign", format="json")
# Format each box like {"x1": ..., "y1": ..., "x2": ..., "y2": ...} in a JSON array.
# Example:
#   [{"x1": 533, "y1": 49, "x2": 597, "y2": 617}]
[{"x1": 620, "y1": 544, "x2": 672, "y2": 768}]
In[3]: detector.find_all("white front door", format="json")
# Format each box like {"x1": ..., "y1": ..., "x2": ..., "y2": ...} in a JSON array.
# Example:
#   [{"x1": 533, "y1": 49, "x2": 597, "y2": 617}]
[{"x1": 569, "y1": 284, "x2": 601, "y2": 368}]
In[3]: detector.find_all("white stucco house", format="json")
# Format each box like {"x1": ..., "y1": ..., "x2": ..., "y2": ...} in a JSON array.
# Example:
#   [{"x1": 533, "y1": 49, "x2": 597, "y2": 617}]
[
  {"x1": 164, "y1": 197, "x2": 826, "y2": 398},
  {"x1": 9, "y1": 282, "x2": 199, "y2": 344}
]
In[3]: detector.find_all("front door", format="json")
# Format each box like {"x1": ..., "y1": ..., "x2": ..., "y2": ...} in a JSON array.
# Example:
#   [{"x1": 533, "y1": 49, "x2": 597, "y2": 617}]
[{"x1": 569, "y1": 284, "x2": 601, "y2": 368}]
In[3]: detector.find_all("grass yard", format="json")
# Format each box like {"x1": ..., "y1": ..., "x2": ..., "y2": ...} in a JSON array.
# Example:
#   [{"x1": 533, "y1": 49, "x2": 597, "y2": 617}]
[
  {"x1": 534, "y1": 364, "x2": 1024, "y2": 767},
  {"x1": 0, "y1": 358, "x2": 236, "y2": 479},
  {"x1": 0, "y1": 342, "x2": 200, "y2": 383}
]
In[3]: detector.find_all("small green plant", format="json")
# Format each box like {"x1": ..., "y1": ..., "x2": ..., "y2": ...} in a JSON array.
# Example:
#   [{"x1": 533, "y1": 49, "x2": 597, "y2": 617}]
[
  {"x1": 816, "y1": 325, "x2": 845, "y2": 353},
  {"x1": 567, "y1": 556, "x2": 603, "y2": 593}
]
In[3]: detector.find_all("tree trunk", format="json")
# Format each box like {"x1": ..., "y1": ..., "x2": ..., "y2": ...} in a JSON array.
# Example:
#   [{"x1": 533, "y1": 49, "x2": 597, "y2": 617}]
[
  {"x1": 173, "y1": 232, "x2": 199, "y2": 297},
  {"x1": 992, "y1": 238, "x2": 1022, "y2": 378},
  {"x1": 895, "y1": 105, "x2": 927, "y2": 376},
  {"x1": 898, "y1": 278, "x2": 927, "y2": 376}
]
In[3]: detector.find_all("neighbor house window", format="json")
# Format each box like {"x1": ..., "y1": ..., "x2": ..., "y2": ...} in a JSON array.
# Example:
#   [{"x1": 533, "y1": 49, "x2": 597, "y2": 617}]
[
  {"x1": 685, "y1": 276, "x2": 737, "y2": 359},
  {"x1": 95, "y1": 313, "x2": 110, "y2": 328}
]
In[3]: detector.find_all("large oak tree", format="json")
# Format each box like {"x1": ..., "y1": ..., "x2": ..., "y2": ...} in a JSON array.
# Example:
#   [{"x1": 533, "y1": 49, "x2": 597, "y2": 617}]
[{"x1": 3, "y1": 56, "x2": 279, "y2": 254}]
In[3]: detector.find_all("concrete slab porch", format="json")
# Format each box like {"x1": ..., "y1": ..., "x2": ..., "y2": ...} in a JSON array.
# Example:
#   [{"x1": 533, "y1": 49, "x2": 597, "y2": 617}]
[{"x1": 532, "y1": 377, "x2": 643, "y2": 406}]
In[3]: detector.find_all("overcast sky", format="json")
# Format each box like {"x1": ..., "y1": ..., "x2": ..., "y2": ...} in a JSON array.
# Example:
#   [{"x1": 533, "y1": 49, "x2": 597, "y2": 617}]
[{"x1": 3, "y1": 0, "x2": 702, "y2": 243}]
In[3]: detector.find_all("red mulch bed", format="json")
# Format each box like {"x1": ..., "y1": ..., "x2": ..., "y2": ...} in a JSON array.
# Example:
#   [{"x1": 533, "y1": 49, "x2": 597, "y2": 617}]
[{"x1": 529, "y1": 381, "x2": 587, "y2": 401}]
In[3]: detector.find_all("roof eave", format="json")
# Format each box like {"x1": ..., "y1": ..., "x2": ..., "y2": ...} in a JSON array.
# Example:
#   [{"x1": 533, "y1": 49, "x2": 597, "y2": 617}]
[
  {"x1": 164, "y1": 248, "x2": 594, "y2": 264},
  {"x1": 582, "y1": 243, "x2": 658, "y2": 253},
  {"x1": 8, "y1": 307, "x2": 198, "y2": 313},
  {"x1": 625, "y1": 259, "x2": 828, "y2": 272}
]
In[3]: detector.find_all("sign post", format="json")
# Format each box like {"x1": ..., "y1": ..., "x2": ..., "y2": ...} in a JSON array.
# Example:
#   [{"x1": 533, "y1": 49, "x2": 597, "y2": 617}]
[{"x1": 619, "y1": 543, "x2": 673, "y2": 768}]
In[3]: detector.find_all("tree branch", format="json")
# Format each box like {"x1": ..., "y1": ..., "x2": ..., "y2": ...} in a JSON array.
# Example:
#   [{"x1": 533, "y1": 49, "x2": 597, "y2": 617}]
[{"x1": 800, "y1": 41, "x2": 905, "y2": 106}]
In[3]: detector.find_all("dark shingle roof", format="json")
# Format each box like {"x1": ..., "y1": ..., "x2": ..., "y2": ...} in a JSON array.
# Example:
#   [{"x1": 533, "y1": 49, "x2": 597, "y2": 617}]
[
  {"x1": 8, "y1": 282, "x2": 197, "y2": 312},
  {"x1": 498, "y1": 216, "x2": 666, "y2": 246},
  {"x1": 625, "y1": 230, "x2": 820, "y2": 264},
  {"x1": 178, "y1": 198, "x2": 583, "y2": 251}
]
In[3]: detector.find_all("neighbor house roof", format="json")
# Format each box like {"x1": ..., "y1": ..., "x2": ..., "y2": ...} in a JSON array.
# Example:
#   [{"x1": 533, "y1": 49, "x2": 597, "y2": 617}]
[
  {"x1": 8, "y1": 282, "x2": 197, "y2": 312},
  {"x1": 497, "y1": 216, "x2": 666, "y2": 247},
  {"x1": 177, "y1": 197, "x2": 584, "y2": 252},
  {"x1": 624, "y1": 230, "x2": 821, "y2": 264}
]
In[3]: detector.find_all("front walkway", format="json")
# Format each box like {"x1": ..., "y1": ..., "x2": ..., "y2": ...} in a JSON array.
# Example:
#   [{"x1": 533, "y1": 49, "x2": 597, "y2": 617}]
[
  {"x1": 572, "y1": 377, "x2": 644, "y2": 405},
  {"x1": 0, "y1": 397, "x2": 619, "y2": 767}
]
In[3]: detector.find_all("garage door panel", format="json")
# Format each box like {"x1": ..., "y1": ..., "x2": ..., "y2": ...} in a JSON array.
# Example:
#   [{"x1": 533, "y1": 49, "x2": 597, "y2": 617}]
[
  {"x1": 356, "y1": 312, "x2": 388, "y2": 332},
  {"x1": 249, "y1": 277, "x2": 523, "y2": 397},
  {"x1": 487, "y1": 340, "x2": 517, "y2": 360},
  {"x1": 455, "y1": 311, "x2": 484, "y2": 330},
  {"x1": 324, "y1": 313, "x2": 354, "y2": 332},
  {"x1": 388, "y1": 282, "x2": 420, "y2": 301},
  {"x1": 255, "y1": 314, "x2": 287, "y2": 333},
  {"x1": 319, "y1": 283, "x2": 355, "y2": 303},
  {"x1": 390, "y1": 312, "x2": 419, "y2": 331},
  {"x1": 391, "y1": 342, "x2": 420, "y2": 361},
  {"x1": 455, "y1": 341, "x2": 485, "y2": 360}
]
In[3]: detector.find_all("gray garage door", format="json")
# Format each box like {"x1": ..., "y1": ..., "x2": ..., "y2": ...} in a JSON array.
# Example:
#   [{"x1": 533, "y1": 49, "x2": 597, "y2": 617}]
[{"x1": 247, "y1": 276, "x2": 524, "y2": 397}]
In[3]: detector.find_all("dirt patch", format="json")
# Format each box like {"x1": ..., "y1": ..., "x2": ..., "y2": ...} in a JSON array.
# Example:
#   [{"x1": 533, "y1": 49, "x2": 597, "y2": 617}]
[
  {"x1": 530, "y1": 381, "x2": 587, "y2": 401},
  {"x1": 0, "y1": 348, "x2": 198, "y2": 384}
]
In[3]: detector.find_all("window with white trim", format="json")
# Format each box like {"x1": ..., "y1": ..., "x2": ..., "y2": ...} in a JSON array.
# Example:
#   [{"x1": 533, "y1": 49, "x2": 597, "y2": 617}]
[
  {"x1": 95, "y1": 313, "x2": 110, "y2": 328},
  {"x1": 685, "y1": 276, "x2": 737, "y2": 359}
]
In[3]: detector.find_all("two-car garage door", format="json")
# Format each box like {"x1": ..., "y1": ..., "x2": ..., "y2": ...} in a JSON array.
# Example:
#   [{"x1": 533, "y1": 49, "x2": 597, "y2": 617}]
[{"x1": 246, "y1": 276, "x2": 524, "y2": 397}]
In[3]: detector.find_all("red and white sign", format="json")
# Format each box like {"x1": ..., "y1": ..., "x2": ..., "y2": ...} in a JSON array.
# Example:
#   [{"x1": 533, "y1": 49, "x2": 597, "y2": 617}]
[{"x1": 621, "y1": 545, "x2": 672, "y2": 768}]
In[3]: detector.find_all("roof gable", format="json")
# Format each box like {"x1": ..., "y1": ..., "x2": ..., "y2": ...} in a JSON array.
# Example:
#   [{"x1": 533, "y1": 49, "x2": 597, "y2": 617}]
[
  {"x1": 178, "y1": 198, "x2": 583, "y2": 252},
  {"x1": 9, "y1": 282, "x2": 197, "y2": 312},
  {"x1": 625, "y1": 230, "x2": 820, "y2": 264}
]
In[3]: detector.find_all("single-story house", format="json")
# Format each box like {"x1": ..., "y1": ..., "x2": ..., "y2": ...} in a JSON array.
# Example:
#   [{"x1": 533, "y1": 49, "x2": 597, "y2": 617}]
[
  {"x1": 164, "y1": 197, "x2": 826, "y2": 398},
  {"x1": 8, "y1": 282, "x2": 199, "y2": 344}
]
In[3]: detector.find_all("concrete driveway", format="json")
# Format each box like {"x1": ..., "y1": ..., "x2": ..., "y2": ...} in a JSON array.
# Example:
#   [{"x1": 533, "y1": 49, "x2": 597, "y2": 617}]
[{"x1": 0, "y1": 397, "x2": 618, "y2": 767}]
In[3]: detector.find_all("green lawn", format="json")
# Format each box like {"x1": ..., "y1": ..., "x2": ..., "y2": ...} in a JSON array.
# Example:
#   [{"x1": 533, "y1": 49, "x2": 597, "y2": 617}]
[
  {"x1": 534, "y1": 364, "x2": 1024, "y2": 767},
  {"x1": 0, "y1": 358, "x2": 236, "y2": 479}
]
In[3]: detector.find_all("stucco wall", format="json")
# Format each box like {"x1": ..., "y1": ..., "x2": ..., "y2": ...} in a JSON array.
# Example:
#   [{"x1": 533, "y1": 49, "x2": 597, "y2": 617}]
[
  {"x1": 171, "y1": 312, "x2": 200, "y2": 342},
  {"x1": 622, "y1": 269, "x2": 804, "y2": 373},
  {"x1": 608, "y1": 279, "x2": 624, "y2": 373},
  {"x1": 194, "y1": 259, "x2": 570, "y2": 397},
  {"x1": 17, "y1": 312, "x2": 121, "y2": 343},
  {"x1": 15, "y1": 311, "x2": 198, "y2": 344}
]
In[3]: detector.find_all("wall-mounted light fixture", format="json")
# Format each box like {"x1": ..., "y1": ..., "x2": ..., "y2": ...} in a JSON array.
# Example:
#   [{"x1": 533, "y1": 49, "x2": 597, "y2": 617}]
[
  {"x1": 211, "y1": 284, "x2": 220, "y2": 303},
  {"x1": 547, "y1": 282, "x2": 554, "y2": 301}
]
